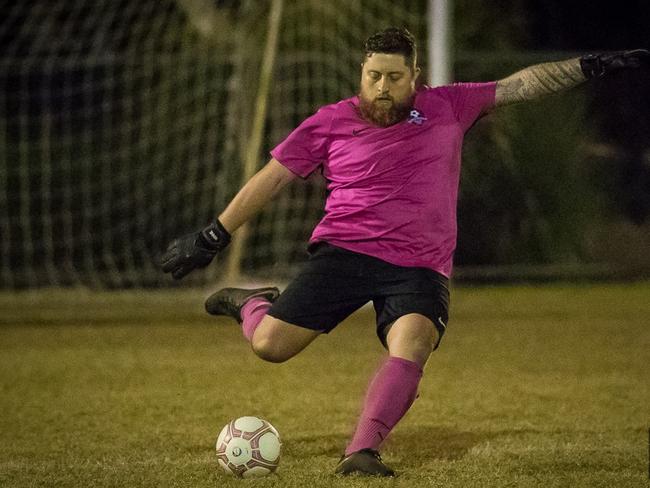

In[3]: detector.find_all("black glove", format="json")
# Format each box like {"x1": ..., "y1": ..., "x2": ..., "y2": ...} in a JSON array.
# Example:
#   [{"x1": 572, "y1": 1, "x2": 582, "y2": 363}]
[
  {"x1": 580, "y1": 49, "x2": 650, "y2": 79},
  {"x1": 161, "y1": 219, "x2": 231, "y2": 280}
]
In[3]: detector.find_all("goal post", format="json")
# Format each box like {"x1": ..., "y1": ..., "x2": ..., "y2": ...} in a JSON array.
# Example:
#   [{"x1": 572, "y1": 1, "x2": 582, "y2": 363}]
[
  {"x1": 428, "y1": 0, "x2": 453, "y2": 86},
  {"x1": 224, "y1": 0, "x2": 284, "y2": 284}
]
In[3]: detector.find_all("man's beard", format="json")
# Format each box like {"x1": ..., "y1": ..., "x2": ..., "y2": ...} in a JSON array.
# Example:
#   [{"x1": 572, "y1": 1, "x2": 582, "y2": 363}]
[{"x1": 358, "y1": 93, "x2": 414, "y2": 127}]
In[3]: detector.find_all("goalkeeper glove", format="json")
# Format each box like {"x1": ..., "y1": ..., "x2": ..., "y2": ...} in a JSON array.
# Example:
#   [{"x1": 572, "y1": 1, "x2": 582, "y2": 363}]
[
  {"x1": 580, "y1": 49, "x2": 650, "y2": 79},
  {"x1": 161, "y1": 219, "x2": 231, "y2": 280}
]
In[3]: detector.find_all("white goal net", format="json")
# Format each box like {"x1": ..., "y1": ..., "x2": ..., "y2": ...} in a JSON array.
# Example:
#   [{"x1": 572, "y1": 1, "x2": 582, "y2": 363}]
[{"x1": 0, "y1": 0, "x2": 427, "y2": 288}]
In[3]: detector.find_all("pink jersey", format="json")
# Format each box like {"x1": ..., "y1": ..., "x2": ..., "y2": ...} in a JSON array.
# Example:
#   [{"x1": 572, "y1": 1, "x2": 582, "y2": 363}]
[{"x1": 270, "y1": 83, "x2": 496, "y2": 277}]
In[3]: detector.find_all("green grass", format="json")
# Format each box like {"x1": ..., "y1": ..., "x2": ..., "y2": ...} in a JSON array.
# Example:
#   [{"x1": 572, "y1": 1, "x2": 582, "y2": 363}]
[{"x1": 1, "y1": 283, "x2": 649, "y2": 487}]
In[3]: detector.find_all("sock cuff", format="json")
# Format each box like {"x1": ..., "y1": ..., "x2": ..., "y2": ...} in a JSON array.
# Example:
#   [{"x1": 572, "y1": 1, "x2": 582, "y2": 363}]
[
  {"x1": 387, "y1": 355, "x2": 423, "y2": 376},
  {"x1": 240, "y1": 297, "x2": 271, "y2": 342},
  {"x1": 241, "y1": 297, "x2": 272, "y2": 316}
]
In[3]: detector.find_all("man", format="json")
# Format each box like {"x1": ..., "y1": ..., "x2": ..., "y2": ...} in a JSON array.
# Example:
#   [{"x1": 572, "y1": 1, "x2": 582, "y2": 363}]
[{"x1": 162, "y1": 28, "x2": 648, "y2": 476}]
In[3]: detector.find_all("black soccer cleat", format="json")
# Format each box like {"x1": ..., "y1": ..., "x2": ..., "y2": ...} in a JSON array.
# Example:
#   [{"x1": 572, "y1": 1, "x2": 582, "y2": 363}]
[
  {"x1": 334, "y1": 449, "x2": 395, "y2": 477},
  {"x1": 204, "y1": 287, "x2": 280, "y2": 323}
]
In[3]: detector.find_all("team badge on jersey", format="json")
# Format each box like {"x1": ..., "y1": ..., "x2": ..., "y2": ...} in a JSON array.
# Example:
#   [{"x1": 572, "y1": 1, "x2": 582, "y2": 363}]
[{"x1": 407, "y1": 109, "x2": 427, "y2": 125}]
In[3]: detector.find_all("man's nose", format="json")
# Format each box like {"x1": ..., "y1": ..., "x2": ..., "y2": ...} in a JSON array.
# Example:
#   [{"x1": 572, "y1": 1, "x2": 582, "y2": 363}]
[{"x1": 378, "y1": 76, "x2": 389, "y2": 93}]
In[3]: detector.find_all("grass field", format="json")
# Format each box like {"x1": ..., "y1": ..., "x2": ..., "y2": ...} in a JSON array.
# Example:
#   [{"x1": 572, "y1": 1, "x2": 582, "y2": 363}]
[{"x1": 1, "y1": 283, "x2": 649, "y2": 487}]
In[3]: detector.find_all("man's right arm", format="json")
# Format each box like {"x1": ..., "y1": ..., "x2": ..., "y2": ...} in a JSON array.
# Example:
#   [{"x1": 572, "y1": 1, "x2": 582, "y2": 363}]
[
  {"x1": 219, "y1": 158, "x2": 297, "y2": 233},
  {"x1": 161, "y1": 158, "x2": 296, "y2": 279}
]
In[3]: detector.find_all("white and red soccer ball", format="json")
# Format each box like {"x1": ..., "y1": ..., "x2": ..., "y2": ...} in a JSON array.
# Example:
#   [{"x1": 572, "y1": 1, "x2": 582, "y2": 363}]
[{"x1": 215, "y1": 416, "x2": 281, "y2": 478}]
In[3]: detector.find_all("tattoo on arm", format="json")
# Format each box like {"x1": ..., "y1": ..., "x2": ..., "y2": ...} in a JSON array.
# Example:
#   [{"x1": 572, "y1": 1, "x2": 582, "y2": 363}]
[{"x1": 495, "y1": 58, "x2": 586, "y2": 107}]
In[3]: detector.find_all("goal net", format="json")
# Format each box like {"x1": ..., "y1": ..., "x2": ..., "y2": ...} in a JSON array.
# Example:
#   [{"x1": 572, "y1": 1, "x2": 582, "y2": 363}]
[{"x1": 0, "y1": 0, "x2": 428, "y2": 288}]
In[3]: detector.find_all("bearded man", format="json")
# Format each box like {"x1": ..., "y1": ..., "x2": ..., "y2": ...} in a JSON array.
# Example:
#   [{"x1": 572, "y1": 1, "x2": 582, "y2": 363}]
[{"x1": 162, "y1": 28, "x2": 649, "y2": 476}]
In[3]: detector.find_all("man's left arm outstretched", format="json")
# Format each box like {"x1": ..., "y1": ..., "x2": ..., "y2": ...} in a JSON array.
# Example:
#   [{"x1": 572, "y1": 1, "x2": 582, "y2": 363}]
[{"x1": 494, "y1": 50, "x2": 650, "y2": 107}]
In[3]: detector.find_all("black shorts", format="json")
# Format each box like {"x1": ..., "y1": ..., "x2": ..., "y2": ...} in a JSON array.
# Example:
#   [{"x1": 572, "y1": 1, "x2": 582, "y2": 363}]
[{"x1": 267, "y1": 242, "x2": 450, "y2": 349}]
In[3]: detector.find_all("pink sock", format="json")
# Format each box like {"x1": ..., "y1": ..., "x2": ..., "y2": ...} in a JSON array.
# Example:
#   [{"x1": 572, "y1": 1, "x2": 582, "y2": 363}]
[
  {"x1": 345, "y1": 356, "x2": 423, "y2": 455},
  {"x1": 240, "y1": 297, "x2": 271, "y2": 342}
]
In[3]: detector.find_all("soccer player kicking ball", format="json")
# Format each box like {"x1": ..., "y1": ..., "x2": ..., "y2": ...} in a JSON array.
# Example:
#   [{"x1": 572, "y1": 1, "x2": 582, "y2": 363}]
[{"x1": 162, "y1": 28, "x2": 648, "y2": 476}]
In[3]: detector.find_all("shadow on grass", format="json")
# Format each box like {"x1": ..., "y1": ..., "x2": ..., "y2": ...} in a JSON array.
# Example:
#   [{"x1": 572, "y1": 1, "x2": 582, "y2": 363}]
[
  {"x1": 387, "y1": 426, "x2": 485, "y2": 465},
  {"x1": 286, "y1": 426, "x2": 510, "y2": 462},
  {"x1": 285, "y1": 432, "x2": 350, "y2": 458}
]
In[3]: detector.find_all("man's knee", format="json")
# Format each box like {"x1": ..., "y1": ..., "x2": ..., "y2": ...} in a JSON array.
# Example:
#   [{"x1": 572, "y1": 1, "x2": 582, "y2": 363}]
[
  {"x1": 386, "y1": 314, "x2": 438, "y2": 367},
  {"x1": 249, "y1": 318, "x2": 320, "y2": 363},
  {"x1": 407, "y1": 335, "x2": 435, "y2": 356},
  {"x1": 395, "y1": 335, "x2": 434, "y2": 365},
  {"x1": 251, "y1": 336, "x2": 292, "y2": 363}
]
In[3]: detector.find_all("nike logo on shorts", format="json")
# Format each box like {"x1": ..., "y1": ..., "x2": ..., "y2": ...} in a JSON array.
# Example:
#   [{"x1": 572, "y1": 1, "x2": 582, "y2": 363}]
[{"x1": 437, "y1": 316, "x2": 447, "y2": 331}]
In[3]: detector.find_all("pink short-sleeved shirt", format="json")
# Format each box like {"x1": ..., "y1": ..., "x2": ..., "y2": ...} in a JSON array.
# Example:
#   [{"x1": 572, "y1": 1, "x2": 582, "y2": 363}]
[{"x1": 271, "y1": 82, "x2": 497, "y2": 277}]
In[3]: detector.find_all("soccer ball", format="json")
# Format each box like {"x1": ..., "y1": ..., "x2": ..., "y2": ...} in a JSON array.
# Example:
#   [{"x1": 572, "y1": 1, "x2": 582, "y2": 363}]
[{"x1": 215, "y1": 416, "x2": 281, "y2": 478}]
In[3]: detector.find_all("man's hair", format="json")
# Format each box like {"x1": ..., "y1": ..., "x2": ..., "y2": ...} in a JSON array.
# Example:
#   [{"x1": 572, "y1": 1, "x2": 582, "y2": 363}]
[{"x1": 363, "y1": 27, "x2": 417, "y2": 69}]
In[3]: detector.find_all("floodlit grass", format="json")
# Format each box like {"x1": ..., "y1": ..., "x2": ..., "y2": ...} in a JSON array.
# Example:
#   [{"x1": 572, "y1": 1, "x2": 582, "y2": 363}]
[{"x1": 0, "y1": 283, "x2": 648, "y2": 487}]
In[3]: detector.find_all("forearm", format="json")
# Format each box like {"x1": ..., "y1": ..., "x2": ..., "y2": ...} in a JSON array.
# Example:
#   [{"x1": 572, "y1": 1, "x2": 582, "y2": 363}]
[
  {"x1": 161, "y1": 161, "x2": 294, "y2": 280},
  {"x1": 495, "y1": 58, "x2": 586, "y2": 107},
  {"x1": 218, "y1": 158, "x2": 295, "y2": 233}
]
